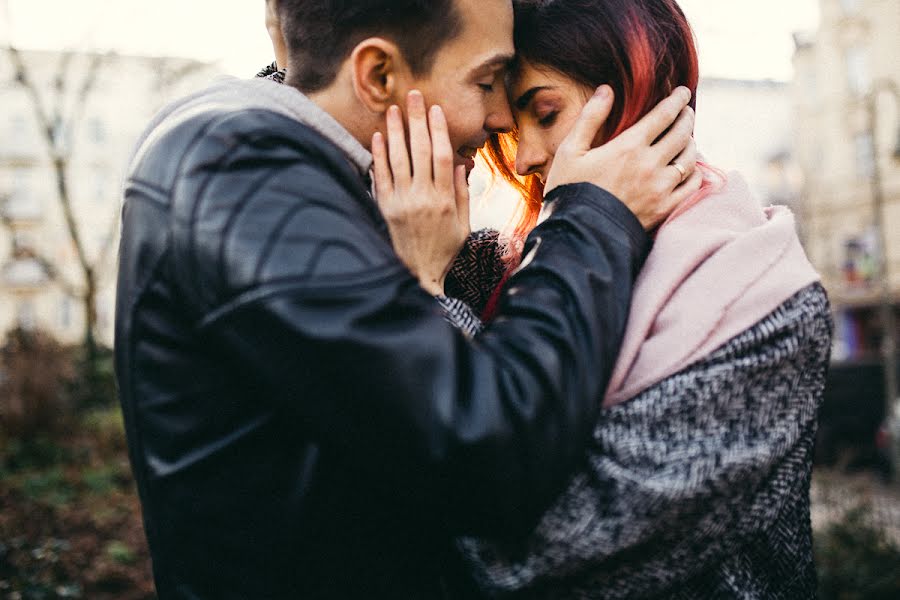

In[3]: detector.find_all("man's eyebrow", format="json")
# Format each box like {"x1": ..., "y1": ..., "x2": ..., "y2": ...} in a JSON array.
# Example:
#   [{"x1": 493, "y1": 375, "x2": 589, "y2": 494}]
[
  {"x1": 514, "y1": 86, "x2": 549, "y2": 110},
  {"x1": 475, "y1": 53, "x2": 515, "y2": 72}
]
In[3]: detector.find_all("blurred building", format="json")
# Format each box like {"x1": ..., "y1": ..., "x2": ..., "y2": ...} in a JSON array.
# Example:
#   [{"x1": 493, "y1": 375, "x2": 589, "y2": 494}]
[
  {"x1": 0, "y1": 49, "x2": 219, "y2": 346},
  {"x1": 792, "y1": 0, "x2": 900, "y2": 363},
  {"x1": 694, "y1": 78, "x2": 803, "y2": 212}
]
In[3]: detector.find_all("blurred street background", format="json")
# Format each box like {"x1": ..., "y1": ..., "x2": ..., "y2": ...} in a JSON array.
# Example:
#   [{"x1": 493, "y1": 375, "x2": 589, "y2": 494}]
[{"x1": 1, "y1": 1, "x2": 899, "y2": 598}]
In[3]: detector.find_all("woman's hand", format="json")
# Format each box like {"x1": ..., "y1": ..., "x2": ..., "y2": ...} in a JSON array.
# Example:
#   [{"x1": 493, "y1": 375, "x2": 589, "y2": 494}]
[
  {"x1": 545, "y1": 86, "x2": 702, "y2": 230},
  {"x1": 372, "y1": 90, "x2": 471, "y2": 295}
]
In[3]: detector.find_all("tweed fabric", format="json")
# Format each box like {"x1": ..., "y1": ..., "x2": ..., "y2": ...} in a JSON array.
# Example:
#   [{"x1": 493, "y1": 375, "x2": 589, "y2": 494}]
[
  {"x1": 257, "y1": 61, "x2": 286, "y2": 84},
  {"x1": 436, "y1": 295, "x2": 484, "y2": 339},
  {"x1": 457, "y1": 283, "x2": 832, "y2": 599},
  {"x1": 445, "y1": 228, "x2": 507, "y2": 318}
]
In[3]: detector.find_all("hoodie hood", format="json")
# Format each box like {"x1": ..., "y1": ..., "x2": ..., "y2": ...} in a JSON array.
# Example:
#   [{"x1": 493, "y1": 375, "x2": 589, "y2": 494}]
[{"x1": 131, "y1": 76, "x2": 373, "y2": 179}]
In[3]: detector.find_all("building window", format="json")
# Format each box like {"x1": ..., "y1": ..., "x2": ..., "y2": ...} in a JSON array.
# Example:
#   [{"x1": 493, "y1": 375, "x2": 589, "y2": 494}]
[
  {"x1": 2, "y1": 257, "x2": 48, "y2": 288},
  {"x1": 839, "y1": 0, "x2": 861, "y2": 15},
  {"x1": 60, "y1": 296, "x2": 73, "y2": 329},
  {"x1": 10, "y1": 114, "x2": 28, "y2": 139},
  {"x1": 51, "y1": 115, "x2": 71, "y2": 152},
  {"x1": 842, "y1": 233, "x2": 877, "y2": 288},
  {"x1": 845, "y1": 46, "x2": 869, "y2": 96},
  {"x1": 95, "y1": 173, "x2": 108, "y2": 203},
  {"x1": 17, "y1": 300, "x2": 37, "y2": 331},
  {"x1": 12, "y1": 230, "x2": 37, "y2": 253},
  {"x1": 801, "y1": 70, "x2": 818, "y2": 106},
  {"x1": 3, "y1": 170, "x2": 42, "y2": 221},
  {"x1": 89, "y1": 117, "x2": 107, "y2": 145},
  {"x1": 854, "y1": 132, "x2": 874, "y2": 179}
]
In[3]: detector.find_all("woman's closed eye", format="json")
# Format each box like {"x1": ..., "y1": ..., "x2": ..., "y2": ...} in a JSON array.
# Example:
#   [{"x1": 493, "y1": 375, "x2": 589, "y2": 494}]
[
  {"x1": 534, "y1": 101, "x2": 560, "y2": 127},
  {"x1": 538, "y1": 111, "x2": 558, "y2": 127}
]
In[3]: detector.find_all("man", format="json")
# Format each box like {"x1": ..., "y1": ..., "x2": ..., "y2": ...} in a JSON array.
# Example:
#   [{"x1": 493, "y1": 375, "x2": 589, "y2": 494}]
[{"x1": 115, "y1": 0, "x2": 698, "y2": 597}]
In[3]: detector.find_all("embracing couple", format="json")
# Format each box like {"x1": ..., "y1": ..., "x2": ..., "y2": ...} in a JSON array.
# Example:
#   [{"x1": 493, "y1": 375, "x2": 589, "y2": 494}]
[{"x1": 115, "y1": 1, "x2": 832, "y2": 598}]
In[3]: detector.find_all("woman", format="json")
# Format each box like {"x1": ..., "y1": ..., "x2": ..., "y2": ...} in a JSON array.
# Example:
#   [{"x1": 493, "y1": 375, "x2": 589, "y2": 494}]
[{"x1": 375, "y1": 0, "x2": 832, "y2": 598}]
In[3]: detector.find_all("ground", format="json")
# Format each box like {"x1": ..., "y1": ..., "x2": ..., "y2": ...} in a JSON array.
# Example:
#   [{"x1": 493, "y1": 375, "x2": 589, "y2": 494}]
[
  {"x1": 1, "y1": 406, "x2": 899, "y2": 599},
  {"x1": 0, "y1": 409, "x2": 154, "y2": 600}
]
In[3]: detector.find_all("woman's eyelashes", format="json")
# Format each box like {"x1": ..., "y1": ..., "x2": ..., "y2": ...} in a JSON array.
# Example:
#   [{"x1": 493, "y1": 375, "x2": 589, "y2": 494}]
[
  {"x1": 538, "y1": 111, "x2": 558, "y2": 127},
  {"x1": 533, "y1": 99, "x2": 560, "y2": 128}
]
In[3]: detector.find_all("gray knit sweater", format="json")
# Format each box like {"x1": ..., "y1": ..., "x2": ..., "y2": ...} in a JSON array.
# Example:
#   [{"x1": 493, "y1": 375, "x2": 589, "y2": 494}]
[{"x1": 442, "y1": 235, "x2": 832, "y2": 598}]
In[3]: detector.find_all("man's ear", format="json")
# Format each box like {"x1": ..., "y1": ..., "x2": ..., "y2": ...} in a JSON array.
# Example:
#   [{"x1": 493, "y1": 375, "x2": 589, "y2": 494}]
[{"x1": 350, "y1": 38, "x2": 410, "y2": 113}]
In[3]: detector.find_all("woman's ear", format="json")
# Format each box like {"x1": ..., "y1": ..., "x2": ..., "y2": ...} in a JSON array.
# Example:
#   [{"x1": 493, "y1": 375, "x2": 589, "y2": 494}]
[
  {"x1": 350, "y1": 38, "x2": 410, "y2": 114},
  {"x1": 265, "y1": 0, "x2": 289, "y2": 68}
]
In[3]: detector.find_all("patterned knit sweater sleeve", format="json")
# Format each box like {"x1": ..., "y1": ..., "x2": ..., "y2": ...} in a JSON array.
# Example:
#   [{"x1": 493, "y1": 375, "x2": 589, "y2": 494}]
[
  {"x1": 458, "y1": 283, "x2": 833, "y2": 599},
  {"x1": 445, "y1": 229, "x2": 506, "y2": 315},
  {"x1": 436, "y1": 229, "x2": 505, "y2": 337}
]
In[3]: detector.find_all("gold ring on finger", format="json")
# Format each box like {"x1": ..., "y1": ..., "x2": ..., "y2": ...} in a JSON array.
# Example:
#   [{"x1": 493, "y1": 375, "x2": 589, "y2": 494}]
[{"x1": 671, "y1": 161, "x2": 687, "y2": 183}]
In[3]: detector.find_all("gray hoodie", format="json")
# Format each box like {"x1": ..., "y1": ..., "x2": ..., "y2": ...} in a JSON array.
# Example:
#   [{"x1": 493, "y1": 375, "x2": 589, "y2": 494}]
[{"x1": 130, "y1": 76, "x2": 372, "y2": 179}]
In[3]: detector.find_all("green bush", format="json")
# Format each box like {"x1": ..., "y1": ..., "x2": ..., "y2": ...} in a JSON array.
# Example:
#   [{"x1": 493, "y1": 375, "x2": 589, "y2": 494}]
[
  {"x1": 20, "y1": 468, "x2": 76, "y2": 507},
  {"x1": 104, "y1": 540, "x2": 137, "y2": 566},
  {"x1": 70, "y1": 346, "x2": 118, "y2": 410},
  {"x1": 1, "y1": 436, "x2": 72, "y2": 473},
  {"x1": 80, "y1": 407, "x2": 127, "y2": 458},
  {"x1": 0, "y1": 328, "x2": 75, "y2": 440},
  {"x1": 815, "y1": 504, "x2": 900, "y2": 599}
]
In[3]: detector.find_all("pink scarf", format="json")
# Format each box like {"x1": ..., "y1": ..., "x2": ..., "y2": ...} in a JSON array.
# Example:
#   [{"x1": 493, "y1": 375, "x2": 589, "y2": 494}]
[{"x1": 603, "y1": 172, "x2": 821, "y2": 407}]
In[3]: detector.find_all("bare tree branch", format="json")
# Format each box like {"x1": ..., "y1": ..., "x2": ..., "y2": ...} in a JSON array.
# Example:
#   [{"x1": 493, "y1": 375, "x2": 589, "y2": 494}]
[
  {"x1": 0, "y1": 207, "x2": 80, "y2": 297},
  {"x1": 67, "y1": 51, "x2": 113, "y2": 156},
  {"x1": 4, "y1": 41, "x2": 208, "y2": 352},
  {"x1": 7, "y1": 46, "x2": 58, "y2": 159},
  {"x1": 152, "y1": 56, "x2": 211, "y2": 96},
  {"x1": 6, "y1": 47, "x2": 102, "y2": 288},
  {"x1": 94, "y1": 204, "x2": 121, "y2": 287}
]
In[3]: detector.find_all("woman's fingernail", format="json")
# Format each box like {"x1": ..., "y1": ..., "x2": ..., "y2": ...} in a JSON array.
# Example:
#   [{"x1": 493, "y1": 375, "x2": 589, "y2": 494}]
[{"x1": 594, "y1": 85, "x2": 610, "y2": 98}]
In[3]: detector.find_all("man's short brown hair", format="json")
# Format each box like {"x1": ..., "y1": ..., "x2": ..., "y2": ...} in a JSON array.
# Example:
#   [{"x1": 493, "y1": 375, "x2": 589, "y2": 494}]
[{"x1": 275, "y1": 0, "x2": 463, "y2": 92}]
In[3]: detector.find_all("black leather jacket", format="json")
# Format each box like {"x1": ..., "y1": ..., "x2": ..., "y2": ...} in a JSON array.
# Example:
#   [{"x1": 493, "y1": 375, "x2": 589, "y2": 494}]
[{"x1": 115, "y1": 107, "x2": 650, "y2": 599}]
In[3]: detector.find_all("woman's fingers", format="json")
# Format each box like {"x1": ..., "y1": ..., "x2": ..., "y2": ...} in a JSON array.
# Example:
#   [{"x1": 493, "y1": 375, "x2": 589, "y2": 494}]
[
  {"x1": 371, "y1": 132, "x2": 393, "y2": 203},
  {"x1": 407, "y1": 91, "x2": 432, "y2": 182},
  {"x1": 386, "y1": 104, "x2": 411, "y2": 190},
  {"x1": 629, "y1": 87, "x2": 692, "y2": 146},
  {"x1": 563, "y1": 84, "x2": 615, "y2": 153},
  {"x1": 669, "y1": 168, "x2": 704, "y2": 209},
  {"x1": 653, "y1": 106, "x2": 696, "y2": 169},
  {"x1": 429, "y1": 105, "x2": 455, "y2": 193},
  {"x1": 666, "y1": 138, "x2": 698, "y2": 191}
]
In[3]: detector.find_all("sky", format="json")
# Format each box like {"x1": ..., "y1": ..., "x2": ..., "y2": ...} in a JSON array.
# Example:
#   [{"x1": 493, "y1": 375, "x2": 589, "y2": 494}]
[{"x1": 1, "y1": 0, "x2": 820, "y2": 82}]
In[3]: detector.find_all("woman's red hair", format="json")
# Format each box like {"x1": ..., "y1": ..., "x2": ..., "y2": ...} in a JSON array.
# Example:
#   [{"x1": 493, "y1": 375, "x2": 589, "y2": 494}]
[{"x1": 483, "y1": 0, "x2": 722, "y2": 258}]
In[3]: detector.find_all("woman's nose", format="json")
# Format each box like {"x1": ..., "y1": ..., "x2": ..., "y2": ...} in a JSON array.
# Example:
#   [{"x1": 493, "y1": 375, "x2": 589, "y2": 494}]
[{"x1": 515, "y1": 143, "x2": 548, "y2": 178}]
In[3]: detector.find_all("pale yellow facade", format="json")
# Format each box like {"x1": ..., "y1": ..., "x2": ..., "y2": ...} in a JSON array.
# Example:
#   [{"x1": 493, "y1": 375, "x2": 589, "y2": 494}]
[
  {"x1": 792, "y1": 0, "x2": 900, "y2": 360},
  {"x1": 0, "y1": 50, "x2": 220, "y2": 346}
]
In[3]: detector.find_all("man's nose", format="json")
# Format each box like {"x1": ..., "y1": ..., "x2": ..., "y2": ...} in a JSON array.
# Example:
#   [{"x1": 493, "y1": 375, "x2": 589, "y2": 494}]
[{"x1": 485, "y1": 95, "x2": 515, "y2": 134}]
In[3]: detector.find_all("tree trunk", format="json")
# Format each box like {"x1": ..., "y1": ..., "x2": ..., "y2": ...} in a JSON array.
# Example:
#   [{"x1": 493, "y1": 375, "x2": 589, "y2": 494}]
[{"x1": 81, "y1": 268, "x2": 100, "y2": 405}]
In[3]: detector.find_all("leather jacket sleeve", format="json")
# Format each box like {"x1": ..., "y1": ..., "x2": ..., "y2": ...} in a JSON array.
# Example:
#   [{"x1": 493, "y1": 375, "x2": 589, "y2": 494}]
[{"x1": 165, "y1": 111, "x2": 650, "y2": 539}]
